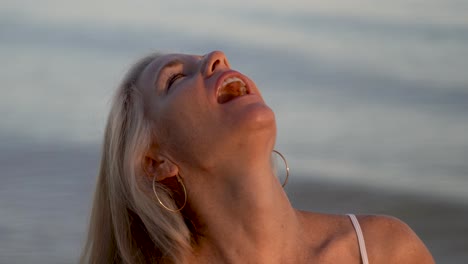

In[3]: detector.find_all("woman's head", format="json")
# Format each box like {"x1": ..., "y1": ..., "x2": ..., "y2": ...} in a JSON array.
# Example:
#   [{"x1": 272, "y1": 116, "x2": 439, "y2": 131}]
[
  {"x1": 138, "y1": 51, "x2": 276, "y2": 179},
  {"x1": 81, "y1": 51, "x2": 277, "y2": 264}
]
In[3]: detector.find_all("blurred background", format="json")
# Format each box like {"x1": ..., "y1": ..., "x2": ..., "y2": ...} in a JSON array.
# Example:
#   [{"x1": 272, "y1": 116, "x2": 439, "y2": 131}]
[{"x1": 1, "y1": 0, "x2": 467, "y2": 263}]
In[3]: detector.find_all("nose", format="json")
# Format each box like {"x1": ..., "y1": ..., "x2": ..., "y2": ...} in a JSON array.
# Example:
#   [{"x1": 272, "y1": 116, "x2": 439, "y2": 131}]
[{"x1": 202, "y1": 51, "x2": 230, "y2": 77}]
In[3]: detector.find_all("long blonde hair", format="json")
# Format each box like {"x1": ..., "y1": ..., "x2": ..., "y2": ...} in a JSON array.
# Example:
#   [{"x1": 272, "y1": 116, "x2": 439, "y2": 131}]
[{"x1": 80, "y1": 54, "x2": 191, "y2": 264}]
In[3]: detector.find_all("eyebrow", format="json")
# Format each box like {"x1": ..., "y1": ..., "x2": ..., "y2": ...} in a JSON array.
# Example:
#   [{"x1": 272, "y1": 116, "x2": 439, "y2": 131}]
[{"x1": 154, "y1": 58, "x2": 184, "y2": 87}]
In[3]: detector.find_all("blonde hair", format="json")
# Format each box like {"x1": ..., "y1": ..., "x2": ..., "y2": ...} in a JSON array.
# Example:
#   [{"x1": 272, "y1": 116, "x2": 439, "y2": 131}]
[{"x1": 80, "y1": 54, "x2": 191, "y2": 264}]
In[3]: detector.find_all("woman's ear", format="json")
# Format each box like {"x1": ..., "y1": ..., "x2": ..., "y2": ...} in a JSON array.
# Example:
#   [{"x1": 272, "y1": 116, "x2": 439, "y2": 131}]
[{"x1": 143, "y1": 151, "x2": 179, "y2": 181}]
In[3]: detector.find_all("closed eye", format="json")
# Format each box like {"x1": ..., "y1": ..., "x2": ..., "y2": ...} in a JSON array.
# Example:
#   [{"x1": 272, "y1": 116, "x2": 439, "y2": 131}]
[{"x1": 166, "y1": 73, "x2": 185, "y2": 91}]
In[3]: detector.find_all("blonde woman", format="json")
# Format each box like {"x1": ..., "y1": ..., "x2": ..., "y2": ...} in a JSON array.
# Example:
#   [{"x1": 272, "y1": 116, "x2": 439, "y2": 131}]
[{"x1": 80, "y1": 51, "x2": 434, "y2": 263}]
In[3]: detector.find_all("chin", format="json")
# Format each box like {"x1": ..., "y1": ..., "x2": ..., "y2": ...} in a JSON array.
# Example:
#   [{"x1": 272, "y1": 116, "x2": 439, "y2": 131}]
[{"x1": 235, "y1": 101, "x2": 276, "y2": 136}]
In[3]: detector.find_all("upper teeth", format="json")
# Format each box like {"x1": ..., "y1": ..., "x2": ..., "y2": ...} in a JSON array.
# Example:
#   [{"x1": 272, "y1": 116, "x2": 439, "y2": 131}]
[
  {"x1": 217, "y1": 76, "x2": 249, "y2": 103},
  {"x1": 221, "y1": 77, "x2": 247, "y2": 94}
]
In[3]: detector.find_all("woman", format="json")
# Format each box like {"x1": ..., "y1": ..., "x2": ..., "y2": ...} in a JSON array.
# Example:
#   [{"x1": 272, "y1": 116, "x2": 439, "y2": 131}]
[{"x1": 80, "y1": 51, "x2": 434, "y2": 263}]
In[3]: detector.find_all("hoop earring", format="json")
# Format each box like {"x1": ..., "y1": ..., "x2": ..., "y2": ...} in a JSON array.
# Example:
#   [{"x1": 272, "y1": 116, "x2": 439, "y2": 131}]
[
  {"x1": 152, "y1": 174, "x2": 187, "y2": 213},
  {"x1": 273, "y1": 150, "x2": 290, "y2": 187}
]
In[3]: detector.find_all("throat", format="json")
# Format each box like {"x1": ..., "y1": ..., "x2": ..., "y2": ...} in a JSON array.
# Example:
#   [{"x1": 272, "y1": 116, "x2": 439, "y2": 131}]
[
  {"x1": 187, "y1": 177, "x2": 302, "y2": 262},
  {"x1": 190, "y1": 209, "x2": 306, "y2": 263}
]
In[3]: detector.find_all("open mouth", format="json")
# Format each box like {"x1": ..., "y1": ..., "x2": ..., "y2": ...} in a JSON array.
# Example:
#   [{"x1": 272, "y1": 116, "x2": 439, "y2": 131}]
[{"x1": 217, "y1": 76, "x2": 249, "y2": 104}]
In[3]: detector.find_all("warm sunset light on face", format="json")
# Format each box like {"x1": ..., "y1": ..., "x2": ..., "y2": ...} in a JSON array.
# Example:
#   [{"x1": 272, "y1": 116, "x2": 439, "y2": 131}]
[{"x1": 1, "y1": 1, "x2": 466, "y2": 263}]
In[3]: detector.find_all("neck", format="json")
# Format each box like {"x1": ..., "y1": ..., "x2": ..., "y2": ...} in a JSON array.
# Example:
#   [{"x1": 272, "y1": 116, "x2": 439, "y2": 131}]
[{"x1": 183, "y1": 149, "x2": 305, "y2": 263}]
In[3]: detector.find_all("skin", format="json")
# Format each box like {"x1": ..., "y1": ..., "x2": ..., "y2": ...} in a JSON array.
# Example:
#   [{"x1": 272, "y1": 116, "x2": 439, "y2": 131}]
[{"x1": 138, "y1": 51, "x2": 435, "y2": 263}]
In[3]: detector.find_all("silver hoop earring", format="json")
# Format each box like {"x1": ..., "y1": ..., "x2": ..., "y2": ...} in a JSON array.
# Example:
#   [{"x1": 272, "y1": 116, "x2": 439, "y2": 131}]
[
  {"x1": 273, "y1": 150, "x2": 289, "y2": 187},
  {"x1": 152, "y1": 174, "x2": 187, "y2": 212}
]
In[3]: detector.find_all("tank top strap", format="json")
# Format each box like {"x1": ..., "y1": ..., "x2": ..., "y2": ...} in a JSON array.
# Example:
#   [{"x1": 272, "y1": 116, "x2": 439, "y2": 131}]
[{"x1": 347, "y1": 214, "x2": 369, "y2": 264}]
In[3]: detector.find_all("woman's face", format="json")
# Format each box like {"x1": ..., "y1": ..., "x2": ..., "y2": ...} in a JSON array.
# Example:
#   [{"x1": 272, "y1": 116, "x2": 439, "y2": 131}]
[{"x1": 138, "y1": 51, "x2": 275, "y2": 169}]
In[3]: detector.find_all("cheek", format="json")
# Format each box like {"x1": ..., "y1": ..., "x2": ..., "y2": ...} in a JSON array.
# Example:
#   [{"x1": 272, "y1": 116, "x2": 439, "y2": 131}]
[
  {"x1": 155, "y1": 98, "x2": 211, "y2": 158},
  {"x1": 153, "y1": 77, "x2": 228, "y2": 162},
  {"x1": 165, "y1": 80, "x2": 213, "y2": 134},
  {"x1": 156, "y1": 114, "x2": 211, "y2": 167}
]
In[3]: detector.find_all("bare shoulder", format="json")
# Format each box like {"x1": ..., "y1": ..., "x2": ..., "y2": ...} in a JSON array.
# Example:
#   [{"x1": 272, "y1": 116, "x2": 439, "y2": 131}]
[
  {"x1": 297, "y1": 212, "x2": 434, "y2": 263},
  {"x1": 357, "y1": 214, "x2": 435, "y2": 264}
]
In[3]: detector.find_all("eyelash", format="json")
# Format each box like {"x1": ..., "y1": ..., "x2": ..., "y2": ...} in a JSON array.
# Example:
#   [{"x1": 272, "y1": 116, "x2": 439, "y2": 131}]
[{"x1": 166, "y1": 73, "x2": 185, "y2": 90}]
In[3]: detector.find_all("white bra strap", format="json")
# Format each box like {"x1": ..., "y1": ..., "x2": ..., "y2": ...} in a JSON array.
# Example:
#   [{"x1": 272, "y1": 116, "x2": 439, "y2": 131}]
[{"x1": 347, "y1": 214, "x2": 369, "y2": 264}]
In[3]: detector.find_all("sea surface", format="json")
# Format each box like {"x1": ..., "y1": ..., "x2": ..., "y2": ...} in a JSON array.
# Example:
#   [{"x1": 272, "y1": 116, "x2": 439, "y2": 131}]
[{"x1": 1, "y1": 1, "x2": 467, "y2": 263}]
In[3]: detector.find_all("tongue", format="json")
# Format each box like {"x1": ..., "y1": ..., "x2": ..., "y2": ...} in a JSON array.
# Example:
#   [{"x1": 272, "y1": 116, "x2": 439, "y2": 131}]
[
  {"x1": 218, "y1": 93, "x2": 238, "y2": 104},
  {"x1": 217, "y1": 82, "x2": 243, "y2": 104}
]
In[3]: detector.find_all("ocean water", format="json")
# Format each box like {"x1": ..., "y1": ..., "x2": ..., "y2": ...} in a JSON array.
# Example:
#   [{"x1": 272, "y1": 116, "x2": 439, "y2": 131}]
[{"x1": 1, "y1": 0, "x2": 467, "y2": 262}]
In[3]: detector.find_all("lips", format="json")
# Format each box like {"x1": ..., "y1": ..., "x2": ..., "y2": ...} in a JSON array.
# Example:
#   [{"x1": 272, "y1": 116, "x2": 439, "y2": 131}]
[{"x1": 216, "y1": 71, "x2": 250, "y2": 104}]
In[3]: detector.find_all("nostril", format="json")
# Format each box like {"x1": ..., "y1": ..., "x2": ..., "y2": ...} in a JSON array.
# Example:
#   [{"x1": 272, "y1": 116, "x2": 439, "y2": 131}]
[{"x1": 211, "y1": 59, "x2": 220, "y2": 72}]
